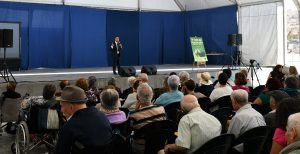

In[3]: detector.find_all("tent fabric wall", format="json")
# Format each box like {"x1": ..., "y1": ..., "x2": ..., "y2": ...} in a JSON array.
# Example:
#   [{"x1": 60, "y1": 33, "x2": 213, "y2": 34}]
[
  {"x1": 106, "y1": 10, "x2": 139, "y2": 66},
  {"x1": 185, "y1": 5, "x2": 238, "y2": 65},
  {"x1": 240, "y1": 3, "x2": 278, "y2": 66},
  {"x1": 0, "y1": 1, "x2": 238, "y2": 69}
]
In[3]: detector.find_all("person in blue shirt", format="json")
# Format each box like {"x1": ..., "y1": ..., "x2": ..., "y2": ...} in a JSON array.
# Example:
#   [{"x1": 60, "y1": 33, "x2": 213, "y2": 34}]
[{"x1": 155, "y1": 75, "x2": 184, "y2": 106}]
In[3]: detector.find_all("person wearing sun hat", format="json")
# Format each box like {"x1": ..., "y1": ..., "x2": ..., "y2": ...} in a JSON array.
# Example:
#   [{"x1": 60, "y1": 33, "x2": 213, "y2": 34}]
[
  {"x1": 195, "y1": 72, "x2": 214, "y2": 97},
  {"x1": 55, "y1": 85, "x2": 112, "y2": 153}
]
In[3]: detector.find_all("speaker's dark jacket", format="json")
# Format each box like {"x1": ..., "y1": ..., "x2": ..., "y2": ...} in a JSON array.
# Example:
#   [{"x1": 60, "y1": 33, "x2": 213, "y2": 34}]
[{"x1": 111, "y1": 42, "x2": 122, "y2": 57}]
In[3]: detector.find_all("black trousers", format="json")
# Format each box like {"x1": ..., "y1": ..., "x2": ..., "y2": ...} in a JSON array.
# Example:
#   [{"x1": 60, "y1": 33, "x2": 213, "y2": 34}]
[{"x1": 112, "y1": 54, "x2": 120, "y2": 73}]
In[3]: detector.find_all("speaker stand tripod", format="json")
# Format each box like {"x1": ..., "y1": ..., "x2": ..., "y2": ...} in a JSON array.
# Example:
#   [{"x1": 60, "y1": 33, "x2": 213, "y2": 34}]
[
  {"x1": 247, "y1": 62, "x2": 260, "y2": 87},
  {"x1": 0, "y1": 48, "x2": 16, "y2": 82}
]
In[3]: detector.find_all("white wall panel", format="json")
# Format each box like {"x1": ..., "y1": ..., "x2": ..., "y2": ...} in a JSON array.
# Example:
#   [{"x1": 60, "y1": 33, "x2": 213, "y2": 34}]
[
  {"x1": 64, "y1": 0, "x2": 138, "y2": 10},
  {"x1": 0, "y1": 0, "x2": 62, "y2": 4}
]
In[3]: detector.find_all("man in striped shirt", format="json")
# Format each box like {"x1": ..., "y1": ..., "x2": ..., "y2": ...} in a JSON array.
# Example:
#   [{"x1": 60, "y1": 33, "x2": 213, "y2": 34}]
[
  {"x1": 129, "y1": 82, "x2": 166, "y2": 154},
  {"x1": 129, "y1": 83, "x2": 166, "y2": 130}
]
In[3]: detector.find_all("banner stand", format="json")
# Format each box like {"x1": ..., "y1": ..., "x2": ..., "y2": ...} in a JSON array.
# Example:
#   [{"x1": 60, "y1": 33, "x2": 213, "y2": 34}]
[{"x1": 190, "y1": 37, "x2": 208, "y2": 72}]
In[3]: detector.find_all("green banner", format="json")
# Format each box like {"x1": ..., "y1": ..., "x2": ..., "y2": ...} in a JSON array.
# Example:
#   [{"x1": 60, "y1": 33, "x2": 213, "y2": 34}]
[{"x1": 190, "y1": 37, "x2": 208, "y2": 62}]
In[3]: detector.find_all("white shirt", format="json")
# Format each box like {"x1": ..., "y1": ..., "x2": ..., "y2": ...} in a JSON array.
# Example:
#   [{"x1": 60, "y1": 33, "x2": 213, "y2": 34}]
[
  {"x1": 227, "y1": 104, "x2": 266, "y2": 152},
  {"x1": 176, "y1": 107, "x2": 221, "y2": 154},
  {"x1": 122, "y1": 92, "x2": 137, "y2": 111},
  {"x1": 209, "y1": 86, "x2": 233, "y2": 102}
]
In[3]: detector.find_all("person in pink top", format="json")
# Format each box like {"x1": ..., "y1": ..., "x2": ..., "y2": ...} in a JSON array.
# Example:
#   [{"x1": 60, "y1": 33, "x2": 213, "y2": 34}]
[
  {"x1": 270, "y1": 97, "x2": 300, "y2": 154},
  {"x1": 232, "y1": 72, "x2": 250, "y2": 93},
  {"x1": 97, "y1": 89, "x2": 126, "y2": 124}
]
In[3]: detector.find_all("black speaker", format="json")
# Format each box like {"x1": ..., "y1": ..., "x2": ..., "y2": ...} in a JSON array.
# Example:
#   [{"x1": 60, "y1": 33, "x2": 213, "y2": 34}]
[
  {"x1": 227, "y1": 34, "x2": 237, "y2": 46},
  {"x1": 118, "y1": 66, "x2": 136, "y2": 77},
  {"x1": 236, "y1": 34, "x2": 242, "y2": 45},
  {"x1": 141, "y1": 65, "x2": 157, "y2": 75},
  {"x1": 0, "y1": 29, "x2": 13, "y2": 48}
]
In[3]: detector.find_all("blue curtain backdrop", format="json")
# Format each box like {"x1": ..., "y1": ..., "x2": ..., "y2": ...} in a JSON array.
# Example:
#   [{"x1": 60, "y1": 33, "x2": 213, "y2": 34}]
[
  {"x1": 139, "y1": 12, "x2": 185, "y2": 65},
  {"x1": 106, "y1": 10, "x2": 139, "y2": 66},
  {"x1": 69, "y1": 7, "x2": 107, "y2": 68},
  {"x1": 0, "y1": 1, "x2": 237, "y2": 69},
  {"x1": 185, "y1": 5, "x2": 238, "y2": 65}
]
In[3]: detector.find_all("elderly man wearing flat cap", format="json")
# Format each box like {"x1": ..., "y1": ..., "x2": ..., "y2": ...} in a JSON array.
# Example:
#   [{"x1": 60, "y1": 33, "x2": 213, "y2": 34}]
[{"x1": 55, "y1": 85, "x2": 112, "y2": 153}]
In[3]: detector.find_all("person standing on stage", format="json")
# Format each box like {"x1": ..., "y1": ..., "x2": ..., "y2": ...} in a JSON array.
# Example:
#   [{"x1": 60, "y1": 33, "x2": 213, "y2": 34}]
[{"x1": 111, "y1": 37, "x2": 122, "y2": 75}]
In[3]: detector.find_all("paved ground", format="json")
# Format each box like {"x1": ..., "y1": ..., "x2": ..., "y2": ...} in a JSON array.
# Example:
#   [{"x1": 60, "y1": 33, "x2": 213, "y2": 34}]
[{"x1": 0, "y1": 129, "x2": 48, "y2": 154}]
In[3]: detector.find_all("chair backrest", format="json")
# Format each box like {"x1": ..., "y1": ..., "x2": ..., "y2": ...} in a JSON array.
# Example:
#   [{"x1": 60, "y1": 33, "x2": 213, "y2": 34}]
[
  {"x1": 194, "y1": 134, "x2": 235, "y2": 154},
  {"x1": 213, "y1": 95, "x2": 232, "y2": 109},
  {"x1": 111, "y1": 120, "x2": 130, "y2": 137},
  {"x1": 0, "y1": 98, "x2": 21, "y2": 122},
  {"x1": 164, "y1": 102, "x2": 181, "y2": 123},
  {"x1": 198, "y1": 97, "x2": 211, "y2": 113},
  {"x1": 134, "y1": 120, "x2": 177, "y2": 154},
  {"x1": 119, "y1": 107, "x2": 130, "y2": 117},
  {"x1": 234, "y1": 126, "x2": 271, "y2": 154},
  {"x1": 211, "y1": 107, "x2": 233, "y2": 133}
]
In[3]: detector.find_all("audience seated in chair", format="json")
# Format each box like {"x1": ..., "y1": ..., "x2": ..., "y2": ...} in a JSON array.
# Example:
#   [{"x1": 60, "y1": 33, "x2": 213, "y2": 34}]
[
  {"x1": 153, "y1": 77, "x2": 169, "y2": 100},
  {"x1": 163, "y1": 95, "x2": 221, "y2": 154},
  {"x1": 104, "y1": 77, "x2": 122, "y2": 96},
  {"x1": 128, "y1": 83, "x2": 166, "y2": 154},
  {"x1": 270, "y1": 97, "x2": 300, "y2": 154},
  {"x1": 215, "y1": 69, "x2": 235, "y2": 88},
  {"x1": 253, "y1": 78, "x2": 283, "y2": 115},
  {"x1": 55, "y1": 80, "x2": 70, "y2": 97},
  {"x1": 240, "y1": 69, "x2": 252, "y2": 88},
  {"x1": 280, "y1": 112, "x2": 300, "y2": 154},
  {"x1": 264, "y1": 90, "x2": 290, "y2": 129},
  {"x1": 232, "y1": 72, "x2": 250, "y2": 93},
  {"x1": 181, "y1": 79, "x2": 206, "y2": 99},
  {"x1": 227, "y1": 89, "x2": 266, "y2": 153},
  {"x1": 97, "y1": 89, "x2": 126, "y2": 125},
  {"x1": 122, "y1": 79, "x2": 142, "y2": 111},
  {"x1": 178, "y1": 71, "x2": 190, "y2": 91},
  {"x1": 1, "y1": 81, "x2": 21, "y2": 101},
  {"x1": 281, "y1": 77, "x2": 300, "y2": 97},
  {"x1": 209, "y1": 73, "x2": 233, "y2": 103},
  {"x1": 121, "y1": 76, "x2": 136, "y2": 100},
  {"x1": 76, "y1": 77, "x2": 99, "y2": 107},
  {"x1": 155, "y1": 75, "x2": 184, "y2": 106},
  {"x1": 287, "y1": 66, "x2": 298, "y2": 79},
  {"x1": 55, "y1": 85, "x2": 112, "y2": 153},
  {"x1": 138, "y1": 73, "x2": 149, "y2": 83},
  {"x1": 195, "y1": 72, "x2": 214, "y2": 97},
  {"x1": 269, "y1": 64, "x2": 285, "y2": 84},
  {"x1": 22, "y1": 84, "x2": 58, "y2": 109}
]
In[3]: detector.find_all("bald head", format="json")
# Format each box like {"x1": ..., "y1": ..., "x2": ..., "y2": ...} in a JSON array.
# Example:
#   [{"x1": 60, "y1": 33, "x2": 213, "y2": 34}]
[
  {"x1": 138, "y1": 73, "x2": 149, "y2": 83},
  {"x1": 181, "y1": 95, "x2": 200, "y2": 112}
]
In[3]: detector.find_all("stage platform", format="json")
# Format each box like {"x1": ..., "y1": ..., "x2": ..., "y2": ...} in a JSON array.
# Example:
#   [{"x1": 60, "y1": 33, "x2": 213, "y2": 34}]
[{"x1": 0, "y1": 64, "x2": 272, "y2": 96}]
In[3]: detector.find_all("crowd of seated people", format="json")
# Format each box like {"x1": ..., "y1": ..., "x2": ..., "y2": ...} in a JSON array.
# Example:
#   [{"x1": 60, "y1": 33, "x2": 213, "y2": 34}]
[{"x1": 2, "y1": 64, "x2": 299, "y2": 154}]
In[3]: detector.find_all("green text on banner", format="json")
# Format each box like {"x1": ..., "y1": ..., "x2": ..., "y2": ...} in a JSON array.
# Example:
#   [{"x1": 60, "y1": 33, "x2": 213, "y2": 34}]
[{"x1": 190, "y1": 37, "x2": 208, "y2": 62}]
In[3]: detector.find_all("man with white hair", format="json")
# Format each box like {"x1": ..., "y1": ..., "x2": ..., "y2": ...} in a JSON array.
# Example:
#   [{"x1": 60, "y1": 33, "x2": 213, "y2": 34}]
[
  {"x1": 178, "y1": 71, "x2": 190, "y2": 89},
  {"x1": 138, "y1": 73, "x2": 149, "y2": 83},
  {"x1": 121, "y1": 76, "x2": 136, "y2": 99},
  {"x1": 155, "y1": 75, "x2": 184, "y2": 106},
  {"x1": 129, "y1": 83, "x2": 166, "y2": 129},
  {"x1": 227, "y1": 89, "x2": 266, "y2": 152},
  {"x1": 280, "y1": 112, "x2": 300, "y2": 154},
  {"x1": 129, "y1": 83, "x2": 166, "y2": 154},
  {"x1": 164, "y1": 95, "x2": 221, "y2": 154}
]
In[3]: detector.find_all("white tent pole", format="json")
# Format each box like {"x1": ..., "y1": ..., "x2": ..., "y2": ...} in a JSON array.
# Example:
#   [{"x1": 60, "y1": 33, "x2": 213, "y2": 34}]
[
  {"x1": 138, "y1": 0, "x2": 141, "y2": 11},
  {"x1": 283, "y1": 0, "x2": 286, "y2": 65},
  {"x1": 174, "y1": 0, "x2": 185, "y2": 11}
]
